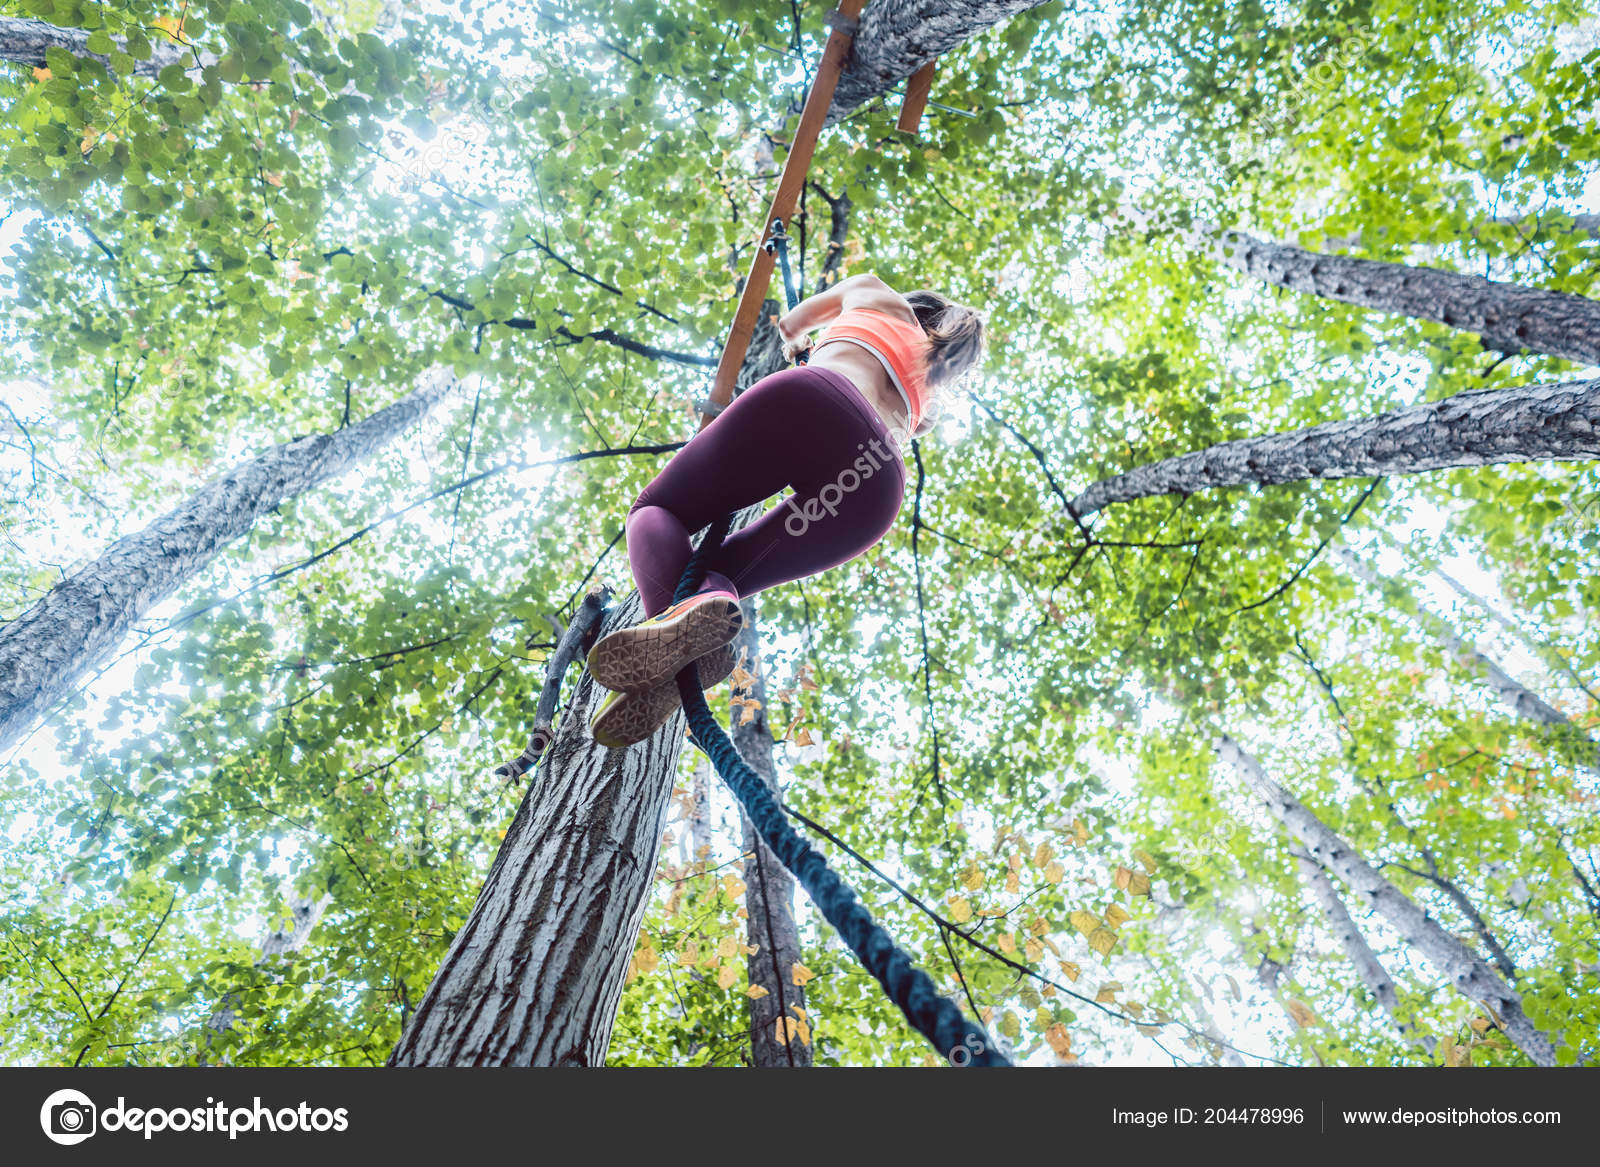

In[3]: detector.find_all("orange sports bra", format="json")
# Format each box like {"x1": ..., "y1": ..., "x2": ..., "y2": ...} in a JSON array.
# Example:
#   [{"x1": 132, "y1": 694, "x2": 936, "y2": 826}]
[{"x1": 813, "y1": 307, "x2": 933, "y2": 431}]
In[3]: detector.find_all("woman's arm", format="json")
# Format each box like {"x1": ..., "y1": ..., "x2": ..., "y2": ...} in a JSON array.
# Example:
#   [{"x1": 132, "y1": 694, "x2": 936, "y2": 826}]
[{"x1": 776, "y1": 273, "x2": 887, "y2": 343}]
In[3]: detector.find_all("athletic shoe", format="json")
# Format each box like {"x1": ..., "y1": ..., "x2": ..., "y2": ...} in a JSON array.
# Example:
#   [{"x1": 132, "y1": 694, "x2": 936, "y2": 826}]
[
  {"x1": 590, "y1": 643, "x2": 737, "y2": 749},
  {"x1": 586, "y1": 589, "x2": 743, "y2": 693}
]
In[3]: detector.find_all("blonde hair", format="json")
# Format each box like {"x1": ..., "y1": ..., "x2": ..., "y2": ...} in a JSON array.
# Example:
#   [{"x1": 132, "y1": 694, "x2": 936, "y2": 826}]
[{"x1": 904, "y1": 289, "x2": 986, "y2": 389}]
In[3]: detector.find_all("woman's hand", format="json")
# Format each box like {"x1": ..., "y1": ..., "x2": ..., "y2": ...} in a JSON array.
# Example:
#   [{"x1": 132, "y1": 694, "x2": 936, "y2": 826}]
[{"x1": 777, "y1": 313, "x2": 810, "y2": 364}]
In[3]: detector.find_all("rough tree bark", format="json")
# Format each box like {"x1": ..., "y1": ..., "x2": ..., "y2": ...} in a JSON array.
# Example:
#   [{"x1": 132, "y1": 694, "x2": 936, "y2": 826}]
[
  {"x1": 1068, "y1": 377, "x2": 1600, "y2": 518},
  {"x1": 388, "y1": 0, "x2": 1046, "y2": 1069},
  {"x1": 1205, "y1": 228, "x2": 1600, "y2": 366},
  {"x1": 1292, "y1": 851, "x2": 1434, "y2": 1056},
  {"x1": 1217, "y1": 736, "x2": 1558, "y2": 1065},
  {"x1": 822, "y1": 1, "x2": 1054, "y2": 127},
  {"x1": 0, "y1": 367, "x2": 458, "y2": 753},
  {"x1": 730, "y1": 603, "x2": 811, "y2": 1067},
  {"x1": 0, "y1": 15, "x2": 212, "y2": 77}
]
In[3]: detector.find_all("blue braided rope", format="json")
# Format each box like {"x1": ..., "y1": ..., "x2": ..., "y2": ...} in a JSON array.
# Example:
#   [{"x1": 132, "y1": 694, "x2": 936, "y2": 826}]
[{"x1": 671, "y1": 519, "x2": 1009, "y2": 1067}]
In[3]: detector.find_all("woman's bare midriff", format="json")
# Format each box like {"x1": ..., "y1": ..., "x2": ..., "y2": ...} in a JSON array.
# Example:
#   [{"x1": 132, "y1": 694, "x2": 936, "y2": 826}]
[{"x1": 804, "y1": 342, "x2": 911, "y2": 444}]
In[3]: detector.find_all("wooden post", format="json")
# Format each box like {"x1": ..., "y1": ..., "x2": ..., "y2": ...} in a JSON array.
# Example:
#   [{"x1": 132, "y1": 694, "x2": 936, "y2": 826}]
[
  {"x1": 896, "y1": 61, "x2": 936, "y2": 133},
  {"x1": 701, "y1": 2, "x2": 866, "y2": 428}
]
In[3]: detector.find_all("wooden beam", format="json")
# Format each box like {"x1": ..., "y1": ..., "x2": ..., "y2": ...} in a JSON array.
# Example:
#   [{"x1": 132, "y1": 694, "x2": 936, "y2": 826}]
[
  {"x1": 701, "y1": 2, "x2": 865, "y2": 428},
  {"x1": 896, "y1": 61, "x2": 936, "y2": 134}
]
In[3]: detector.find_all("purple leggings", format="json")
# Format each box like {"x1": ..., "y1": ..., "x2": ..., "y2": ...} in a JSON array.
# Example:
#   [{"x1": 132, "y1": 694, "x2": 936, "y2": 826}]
[{"x1": 627, "y1": 365, "x2": 907, "y2": 616}]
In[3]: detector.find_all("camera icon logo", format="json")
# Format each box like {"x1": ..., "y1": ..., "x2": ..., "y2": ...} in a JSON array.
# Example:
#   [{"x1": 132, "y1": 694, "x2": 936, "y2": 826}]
[{"x1": 39, "y1": 1089, "x2": 97, "y2": 1146}]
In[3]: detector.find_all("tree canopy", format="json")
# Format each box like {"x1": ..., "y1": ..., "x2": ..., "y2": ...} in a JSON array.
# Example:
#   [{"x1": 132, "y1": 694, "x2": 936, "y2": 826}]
[{"x1": 1, "y1": 0, "x2": 1596, "y2": 1067}]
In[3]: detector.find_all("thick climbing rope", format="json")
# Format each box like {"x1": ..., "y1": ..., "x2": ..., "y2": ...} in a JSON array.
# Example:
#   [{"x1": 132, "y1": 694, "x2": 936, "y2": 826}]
[
  {"x1": 670, "y1": 527, "x2": 1007, "y2": 1067},
  {"x1": 669, "y1": 223, "x2": 1009, "y2": 1067}
]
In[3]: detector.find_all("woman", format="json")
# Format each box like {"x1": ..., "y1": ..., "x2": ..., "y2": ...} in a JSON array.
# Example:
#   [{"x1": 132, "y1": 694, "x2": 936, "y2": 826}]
[{"x1": 586, "y1": 273, "x2": 985, "y2": 747}]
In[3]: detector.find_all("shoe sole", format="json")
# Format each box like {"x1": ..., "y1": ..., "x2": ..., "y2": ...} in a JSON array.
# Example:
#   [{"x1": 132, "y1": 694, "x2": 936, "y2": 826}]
[
  {"x1": 587, "y1": 594, "x2": 743, "y2": 693},
  {"x1": 591, "y1": 645, "x2": 737, "y2": 749}
]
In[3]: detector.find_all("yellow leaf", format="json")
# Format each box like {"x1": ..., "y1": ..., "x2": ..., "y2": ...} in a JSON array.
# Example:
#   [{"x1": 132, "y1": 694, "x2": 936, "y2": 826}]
[
  {"x1": 1128, "y1": 871, "x2": 1152, "y2": 897},
  {"x1": 998, "y1": 931, "x2": 1016, "y2": 954},
  {"x1": 1095, "y1": 981, "x2": 1121, "y2": 1003},
  {"x1": 678, "y1": 942, "x2": 699, "y2": 967},
  {"x1": 738, "y1": 704, "x2": 757, "y2": 725},
  {"x1": 716, "y1": 936, "x2": 738, "y2": 960},
  {"x1": 634, "y1": 947, "x2": 659, "y2": 974},
  {"x1": 1133, "y1": 849, "x2": 1158, "y2": 873},
  {"x1": 775, "y1": 1008, "x2": 812, "y2": 1047},
  {"x1": 1114, "y1": 865, "x2": 1133, "y2": 890},
  {"x1": 32, "y1": 66, "x2": 51, "y2": 81},
  {"x1": 264, "y1": 170, "x2": 284, "y2": 187},
  {"x1": 1024, "y1": 937, "x2": 1044, "y2": 962},
  {"x1": 1124, "y1": 1000, "x2": 1145, "y2": 1019},
  {"x1": 1028, "y1": 915, "x2": 1048, "y2": 935},
  {"x1": 948, "y1": 896, "x2": 973, "y2": 924},
  {"x1": 746, "y1": 984, "x2": 769, "y2": 999},
  {"x1": 717, "y1": 964, "x2": 739, "y2": 990},
  {"x1": 961, "y1": 864, "x2": 985, "y2": 892},
  {"x1": 1073, "y1": 818, "x2": 1090, "y2": 844},
  {"x1": 1069, "y1": 909, "x2": 1100, "y2": 936},
  {"x1": 730, "y1": 666, "x2": 756, "y2": 689},
  {"x1": 1468, "y1": 1016, "x2": 1491, "y2": 1035},
  {"x1": 793, "y1": 728, "x2": 814, "y2": 747},
  {"x1": 791, "y1": 962, "x2": 816, "y2": 986},
  {"x1": 1043, "y1": 860, "x2": 1065, "y2": 885},
  {"x1": 1045, "y1": 1023, "x2": 1073, "y2": 1057},
  {"x1": 1087, "y1": 927, "x2": 1118, "y2": 957},
  {"x1": 1034, "y1": 841, "x2": 1054, "y2": 868},
  {"x1": 1057, "y1": 960, "x2": 1080, "y2": 982},
  {"x1": 1285, "y1": 999, "x2": 1319, "y2": 1028},
  {"x1": 152, "y1": 15, "x2": 188, "y2": 42},
  {"x1": 722, "y1": 874, "x2": 746, "y2": 899},
  {"x1": 1007, "y1": 852, "x2": 1023, "y2": 872},
  {"x1": 1104, "y1": 903, "x2": 1132, "y2": 929},
  {"x1": 1005, "y1": 870, "x2": 1020, "y2": 894}
]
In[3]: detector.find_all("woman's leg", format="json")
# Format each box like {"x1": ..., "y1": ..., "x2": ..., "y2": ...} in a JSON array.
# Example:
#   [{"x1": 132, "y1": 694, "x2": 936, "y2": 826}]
[{"x1": 626, "y1": 365, "x2": 905, "y2": 614}]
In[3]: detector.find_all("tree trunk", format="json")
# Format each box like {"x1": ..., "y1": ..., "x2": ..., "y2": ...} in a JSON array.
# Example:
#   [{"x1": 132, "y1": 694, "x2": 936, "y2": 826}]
[
  {"x1": 1335, "y1": 543, "x2": 1599, "y2": 775},
  {"x1": 0, "y1": 15, "x2": 210, "y2": 77},
  {"x1": 201, "y1": 892, "x2": 333, "y2": 1064},
  {"x1": 1431, "y1": 564, "x2": 1599, "y2": 707},
  {"x1": 1068, "y1": 377, "x2": 1600, "y2": 518},
  {"x1": 1292, "y1": 851, "x2": 1435, "y2": 1056},
  {"x1": 386, "y1": 592, "x2": 691, "y2": 1065},
  {"x1": 823, "y1": 1, "x2": 1054, "y2": 127},
  {"x1": 1206, "y1": 227, "x2": 1600, "y2": 365},
  {"x1": 730, "y1": 602, "x2": 811, "y2": 1067},
  {"x1": 688, "y1": 755, "x2": 713, "y2": 864},
  {"x1": 0, "y1": 367, "x2": 458, "y2": 753},
  {"x1": 1217, "y1": 736, "x2": 1558, "y2": 1065}
]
